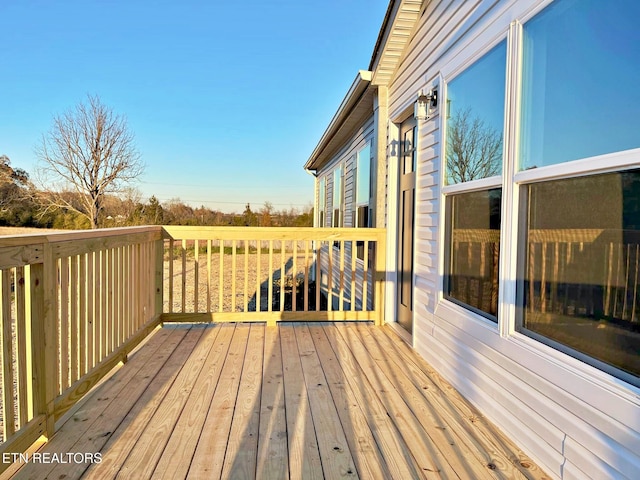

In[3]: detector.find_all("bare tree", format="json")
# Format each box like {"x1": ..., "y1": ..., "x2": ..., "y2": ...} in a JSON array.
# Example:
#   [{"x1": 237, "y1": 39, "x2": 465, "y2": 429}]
[
  {"x1": 35, "y1": 95, "x2": 144, "y2": 229},
  {"x1": 446, "y1": 108, "x2": 502, "y2": 184},
  {"x1": 259, "y1": 201, "x2": 274, "y2": 227}
]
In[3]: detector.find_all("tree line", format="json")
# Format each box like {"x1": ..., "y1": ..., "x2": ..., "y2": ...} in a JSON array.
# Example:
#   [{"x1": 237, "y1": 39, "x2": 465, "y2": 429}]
[
  {"x1": 0, "y1": 156, "x2": 312, "y2": 229},
  {"x1": 1, "y1": 95, "x2": 312, "y2": 230}
]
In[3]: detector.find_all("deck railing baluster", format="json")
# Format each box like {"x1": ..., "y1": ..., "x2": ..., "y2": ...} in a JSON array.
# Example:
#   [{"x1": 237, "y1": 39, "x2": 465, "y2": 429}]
[{"x1": 194, "y1": 240, "x2": 199, "y2": 313}]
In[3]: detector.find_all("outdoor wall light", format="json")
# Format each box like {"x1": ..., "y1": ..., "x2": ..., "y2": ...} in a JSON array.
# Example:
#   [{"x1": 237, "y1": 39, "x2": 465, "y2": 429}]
[{"x1": 414, "y1": 88, "x2": 438, "y2": 120}]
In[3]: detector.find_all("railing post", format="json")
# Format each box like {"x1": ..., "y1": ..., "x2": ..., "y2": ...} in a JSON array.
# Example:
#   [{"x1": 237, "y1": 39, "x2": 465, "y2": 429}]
[
  {"x1": 43, "y1": 244, "x2": 58, "y2": 436},
  {"x1": 154, "y1": 238, "x2": 165, "y2": 323},
  {"x1": 28, "y1": 262, "x2": 46, "y2": 434},
  {"x1": 374, "y1": 231, "x2": 386, "y2": 326},
  {"x1": 29, "y1": 243, "x2": 57, "y2": 438}
]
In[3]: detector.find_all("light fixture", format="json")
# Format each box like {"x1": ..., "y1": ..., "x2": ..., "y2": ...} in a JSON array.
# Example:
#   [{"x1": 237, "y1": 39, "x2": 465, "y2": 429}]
[{"x1": 414, "y1": 87, "x2": 438, "y2": 120}]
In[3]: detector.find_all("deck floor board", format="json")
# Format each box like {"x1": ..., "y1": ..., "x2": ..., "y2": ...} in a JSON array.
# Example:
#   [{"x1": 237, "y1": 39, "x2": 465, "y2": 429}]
[
  {"x1": 151, "y1": 323, "x2": 235, "y2": 480},
  {"x1": 370, "y1": 324, "x2": 540, "y2": 479},
  {"x1": 308, "y1": 324, "x2": 392, "y2": 480},
  {"x1": 188, "y1": 323, "x2": 250, "y2": 479},
  {"x1": 320, "y1": 324, "x2": 425, "y2": 479},
  {"x1": 220, "y1": 324, "x2": 265, "y2": 479},
  {"x1": 83, "y1": 326, "x2": 207, "y2": 479},
  {"x1": 10, "y1": 322, "x2": 549, "y2": 480},
  {"x1": 279, "y1": 324, "x2": 324, "y2": 480},
  {"x1": 294, "y1": 324, "x2": 357, "y2": 479},
  {"x1": 255, "y1": 326, "x2": 288, "y2": 480},
  {"x1": 346, "y1": 323, "x2": 495, "y2": 480}
]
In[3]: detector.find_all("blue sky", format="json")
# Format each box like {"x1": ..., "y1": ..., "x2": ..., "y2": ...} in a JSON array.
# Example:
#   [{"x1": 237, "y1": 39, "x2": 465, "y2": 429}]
[{"x1": 0, "y1": 0, "x2": 389, "y2": 213}]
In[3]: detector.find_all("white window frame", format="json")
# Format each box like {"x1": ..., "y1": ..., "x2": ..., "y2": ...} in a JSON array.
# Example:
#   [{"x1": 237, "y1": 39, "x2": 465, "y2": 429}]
[{"x1": 439, "y1": 33, "x2": 509, "y2": 327}]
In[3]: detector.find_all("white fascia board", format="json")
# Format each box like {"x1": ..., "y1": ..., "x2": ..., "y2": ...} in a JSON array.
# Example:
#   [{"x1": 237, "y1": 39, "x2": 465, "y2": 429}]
[{"x1": 304, "y1": 70, "x2": 372, "y2": 172}]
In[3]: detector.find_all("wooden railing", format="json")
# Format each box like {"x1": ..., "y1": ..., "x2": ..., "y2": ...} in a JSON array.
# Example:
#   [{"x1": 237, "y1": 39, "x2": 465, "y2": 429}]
[
  {"x1": 448, "y1": 228, "x2": 500, "y2": 316},
  {"x1": 0, "y1": 225, "x2": 386, "y2": 468},
  {"x1": 0, "y1": 227, "x2": 163, "y2": 472},
  {"x1": 161, "y1": 226, "x2": 386, "y2": 325},
  {"x1": 450, "y1": 228, "x2": 640, "y2": 323},
  {"x1": 526, "y1": 229, "x2": 640, "y2": 321}
]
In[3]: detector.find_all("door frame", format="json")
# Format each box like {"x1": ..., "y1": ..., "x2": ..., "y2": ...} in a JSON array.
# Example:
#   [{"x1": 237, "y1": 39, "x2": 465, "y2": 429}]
[
  {"x1": 383, "y1": 110, "x2": 419, "y2": 344},
  {"x1": 396, "y1": 116, "x2": 417, "y2": 334}
]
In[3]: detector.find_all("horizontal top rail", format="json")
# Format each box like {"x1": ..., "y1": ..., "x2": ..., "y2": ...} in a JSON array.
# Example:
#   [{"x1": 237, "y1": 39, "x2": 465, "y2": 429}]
[
  {"x1": 528, "y1": 228, "x2": 640, "y2": 243},
  {"x1": 0, "y1": 226, "x2": 164, "y2": 267},
  {"x1": 0, "y1": 226, "x2": 163, "y2": 247},
  {"x1": 161, "y1": 226, "x2": 386, "y2": 241},
  {"x1": 0, "y1": 244, "x2": 44, "y2": 270},
  {"x1": 50, "y1": 230, "x2": 163, "y2": 259}
]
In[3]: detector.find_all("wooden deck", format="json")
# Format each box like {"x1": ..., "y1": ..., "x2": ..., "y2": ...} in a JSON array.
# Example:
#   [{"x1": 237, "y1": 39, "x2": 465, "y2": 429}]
[{"x1": 8, "y1": 322, "x2": 549, "y2": 480}]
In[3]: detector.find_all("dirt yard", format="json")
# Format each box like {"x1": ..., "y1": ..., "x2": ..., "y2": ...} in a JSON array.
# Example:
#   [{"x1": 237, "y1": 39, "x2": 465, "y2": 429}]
[{"x1": 163, "y1": 250, "x2": 313, "y2": 313}]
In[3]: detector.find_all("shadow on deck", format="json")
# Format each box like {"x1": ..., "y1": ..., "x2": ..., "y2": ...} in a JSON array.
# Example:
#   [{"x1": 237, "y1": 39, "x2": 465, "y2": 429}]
[{"x1": 7, "y1": 322, "x2": 549, "y2": 480}]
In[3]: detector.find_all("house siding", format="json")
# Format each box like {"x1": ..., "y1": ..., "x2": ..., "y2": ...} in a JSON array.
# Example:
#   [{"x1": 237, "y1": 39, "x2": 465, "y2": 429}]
[
  {"x1": 315, "y1": 117, "x2": 376, "y2": 310},
  {"x1": 317, "y1": 117, "x2": 374, "y2": 227},
  {"x1": 384, "y1": 1, "x2": 640, "y2": 479}
]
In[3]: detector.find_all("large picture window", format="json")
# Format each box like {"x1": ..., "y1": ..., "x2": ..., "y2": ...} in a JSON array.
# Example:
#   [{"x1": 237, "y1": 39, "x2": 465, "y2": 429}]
[
  {"x1": 513, "y1": 0, "x2": 640, "y2": 384},
  {"x1": 438, "y1": 0, "x2": 640, "y2": 385},
  {"x1": 444, "y1": 40, "x2": 507, "y2": 320}
]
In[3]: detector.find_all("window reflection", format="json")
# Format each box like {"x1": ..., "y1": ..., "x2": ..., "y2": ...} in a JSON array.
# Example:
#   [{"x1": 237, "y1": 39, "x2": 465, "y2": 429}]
[
  {"x1": 520, "y1": 0, "x2": 640, "y2": 170},
  {"x1": 446, "y1": 41, "x2": 506, "y2": 184},
  {"x1": 356, "y1": 143, "x2": 371, "y2": 205},
  {"x1": 446, "y1": 188, "x2": 502, "y2": 319},
  {"x1": 318, "y1": 178, "x2": 325, "y2": 227},
  {"x1": 332, "y1": 166, "x2": 342, "y2": 227},
  {"x1": 519, "y1": 170, "x2": 640, "y2": 379}
]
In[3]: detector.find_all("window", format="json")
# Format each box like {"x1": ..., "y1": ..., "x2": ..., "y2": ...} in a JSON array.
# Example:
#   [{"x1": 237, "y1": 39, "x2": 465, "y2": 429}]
[
  {"x1": 402, "y1": 125, "x2": 417, "y2": 176},
  {"x1": 440, "y1": 0, "x2": 640, "y2": 384},
  {"x1": 332, "y1": 165, "x2": 343, "y2": 227},
  {"x1": 354, "y1": 142, "x2": 372, "y2": 259},
  {"x1": 518, "y1": 171, "x2": 640, "y2": 379},
  {"x1": 519, "y1": 0, "x2": 640, "y2": 171},
  {"x1": 446, "y1": 41, "x2": 506, "y2": 185},
  {"x1": 514, "y1": 0, "x2": 640, "y2": 384},
  {"x1": 318, "y1": 177, "x2": 326, "y2": 227},
  {"x1": 443, "y1": 40, "x2": 507, "y2": 321},
  {"x1": 355, "y1": 142, "x2": 372, "y2": 227},
  {"x1": 446, "y1": 189, "x2": 501, "y2": 318}
]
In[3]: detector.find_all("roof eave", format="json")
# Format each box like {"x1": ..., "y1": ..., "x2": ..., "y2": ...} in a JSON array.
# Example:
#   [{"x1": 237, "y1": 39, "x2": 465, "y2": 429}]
[
  {"x1": 368, "y1": 0, "x2": 399, "y2": 72},
  {"x1": 369, "y1": 0, "x2": 424, "y2": 86},
  {"x1": 304, "y1": 70, "x2": 373, "y2": 172}
]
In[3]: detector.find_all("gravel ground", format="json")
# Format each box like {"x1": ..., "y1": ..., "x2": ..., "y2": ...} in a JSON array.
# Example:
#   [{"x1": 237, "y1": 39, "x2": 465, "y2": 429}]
[{"x1": 163, "y1": 251, "x2": 313, "y2": 314}]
